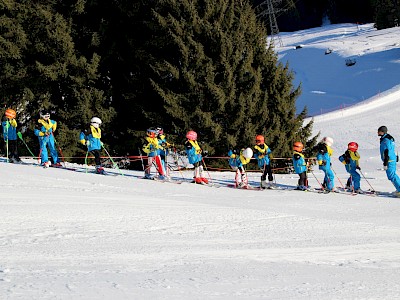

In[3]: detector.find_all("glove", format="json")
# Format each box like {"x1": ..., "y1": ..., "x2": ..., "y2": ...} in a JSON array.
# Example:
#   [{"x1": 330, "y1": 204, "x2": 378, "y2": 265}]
[
  {"x1": 383, "y1": 165, "x2": 388, "y2": 170},
  {"x1": 322, "y1": 161, "x2": 327, "y2": 166},
  {"x1": 86, "y1": 140, "x2": 90, "y2": 146},
  {"x1": 356, "y1": 166, "x2": 361, "y2": 170}
]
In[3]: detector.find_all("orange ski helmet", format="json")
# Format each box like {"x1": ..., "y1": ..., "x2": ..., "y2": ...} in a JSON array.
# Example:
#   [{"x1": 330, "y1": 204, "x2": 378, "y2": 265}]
[
  {"x1": 255, "y1": 135, "x2": 264, "y2": 145},
  {"x1": 293, "y1": 141, "x2": 304, "y2": 152},
  {"x1": 5, "y1": 108, "x2": 16, "y2": 119}
]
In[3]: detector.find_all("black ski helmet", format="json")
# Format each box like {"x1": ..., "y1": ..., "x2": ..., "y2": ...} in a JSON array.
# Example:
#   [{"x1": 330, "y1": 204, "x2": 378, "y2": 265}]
[{"x1": 378, "y1": 126, "x2": 387, "y2": 134}]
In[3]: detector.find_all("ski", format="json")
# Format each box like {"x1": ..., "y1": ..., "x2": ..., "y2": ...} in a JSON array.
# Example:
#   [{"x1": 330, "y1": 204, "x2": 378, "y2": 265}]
[
  {"x1": 49, "y1": 164, "x2": 78, "y2": 171},
  {"x1": 141, "y1": 176, "x2": 183, "y2": 184}
]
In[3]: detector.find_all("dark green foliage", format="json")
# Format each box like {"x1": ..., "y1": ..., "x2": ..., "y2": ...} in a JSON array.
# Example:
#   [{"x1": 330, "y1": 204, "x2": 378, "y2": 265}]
[
  {"x1": 373, "y1": 0, "x2": 400, "y2": 29},
  {"x1": 150, "y1": 0, "x2": 310, "y2": 157},
  {"x1": 1, "y1": 0, "x2": 315, "y2": 163},
  {"x1": 0, "y1": 0, "x2": 114, "y2": 157}
]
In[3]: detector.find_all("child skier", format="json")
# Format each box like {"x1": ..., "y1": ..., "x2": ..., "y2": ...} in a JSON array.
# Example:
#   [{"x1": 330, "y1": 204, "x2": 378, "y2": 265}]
[
  {"x1": 292, "y1": 141, "x2": 308, "y2": 190},
  {"x1": 253, "y1": 135, "x2": 275, "y2": 189},
  {"x1": 2, "y1": 108, "x2": 21, "y2": 163},
  {"x1": 79, "y1": 117, "x2": 104, "y2": 174},
  {"x1": 316, "y1": 136, "x2": 335, "y2": 191},
  {"x1": 338, "y1": 142, "x2": 362, "y2": 193},
  {"x1": 142, "y1": 127, "x2": 165, "y2": 180},
  {"x1": 156, "y1": 127, "x2": 171, "y2": 178},
  {"x1": 34, "y1": 110, "x2": 61, "y2": 167},
  {"x1": 228, "y1": 148, "x2": 253, "y2": 188},
  {"x1": 184, "y1": 130, "x2": 208, "y2": 184}
]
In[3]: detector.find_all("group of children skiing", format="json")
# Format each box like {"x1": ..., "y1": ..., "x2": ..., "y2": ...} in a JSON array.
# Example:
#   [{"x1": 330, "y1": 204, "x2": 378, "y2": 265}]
[{"x1": 3, "y1": 108, "x2": 400, "y2": 195}]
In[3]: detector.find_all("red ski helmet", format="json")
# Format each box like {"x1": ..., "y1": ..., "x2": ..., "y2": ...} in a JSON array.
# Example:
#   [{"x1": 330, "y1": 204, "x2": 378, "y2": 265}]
[
  {"x1": 255, "y1": 135, "x2": 264, "y2": 145},
  {"x1": 5, "y1": 108, "x2": 16, "y2": 119},
  {"x1": 186, "y1": 130, "x2": 197, "y2": 141},
  {"x1": 293, "y1": 141, "x2": 304, "y2": 152},
  {"x1": 348, "y1": 142, "x2": 358, "y2": 152}
]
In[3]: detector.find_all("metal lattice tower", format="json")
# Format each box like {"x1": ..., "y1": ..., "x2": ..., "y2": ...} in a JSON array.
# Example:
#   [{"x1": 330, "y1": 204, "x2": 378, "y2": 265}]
[{"x1": 256, "y1": 0, "x2": 284, "y2": 47}]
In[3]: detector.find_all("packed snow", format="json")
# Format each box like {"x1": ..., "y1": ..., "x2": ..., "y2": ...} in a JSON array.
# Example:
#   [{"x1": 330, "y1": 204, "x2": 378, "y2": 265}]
[
  {"x1": 277, "y1": 23, "x2": 400, "y2": 116},
  {"x1": 2, "y1": 23, "x2": 400, "y2": 299}
]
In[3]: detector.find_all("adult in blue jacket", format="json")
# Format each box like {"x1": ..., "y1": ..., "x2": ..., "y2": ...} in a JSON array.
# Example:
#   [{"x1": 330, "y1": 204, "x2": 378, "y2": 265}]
[
  {"x1": 378, "y1": 126, "x2": 400, "y2": 193},
  {"x1": 34, "y1": 110, "x2": 60, "y2": 167}
]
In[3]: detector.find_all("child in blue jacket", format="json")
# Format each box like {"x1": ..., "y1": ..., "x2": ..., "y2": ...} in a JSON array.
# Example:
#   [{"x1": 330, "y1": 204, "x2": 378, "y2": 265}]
[
  {"x1": 184, "y1": 130, "x2": 208, "y2": 184},
  {"x1": 292, "y1": 142, "x2": 308, "y2": 190},
  {"x1": 253, "y1": 134, "x2": 274, "y2": 189},
  {"x1": 34, "y1": 110, "x2": 61, "y2": 167},
  {"x1": 79, "y1": 117, "x2": 104, "y2": 174},
  {"x1": 316, "y1": 136, "x2": 335, "y2": 191},
  {"x1": 338, "y1": 142, "x2": 362, "y2": 193},
  {"x1": 2, "y1": 108, "x2": 21, "y2": 163},
  {"x1": 228, "y1": 148, "x2": 253, "y2": 188}
]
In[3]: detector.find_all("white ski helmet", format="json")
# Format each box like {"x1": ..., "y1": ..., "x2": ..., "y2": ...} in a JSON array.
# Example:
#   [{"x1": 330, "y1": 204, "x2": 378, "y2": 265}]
[
  {"x1": 322, "y1": 136, "x2": 333, "y2": 147},
  {"x1": 90, "y1": 117, "x2": 102, "y2": 128},
  {"x1": 242, "y1": 148, "x2": 253, "y2": 159}
]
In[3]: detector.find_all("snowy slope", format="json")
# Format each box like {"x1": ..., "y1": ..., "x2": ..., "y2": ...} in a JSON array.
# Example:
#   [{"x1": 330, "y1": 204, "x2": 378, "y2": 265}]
[
  {"x1": 1, "y1": 155, "x2": 400, "y2": 299},
  {"x1": 276, "y1": 23, "x2": 400, "y2": 116},
  {"x1": 2, "y1": 24, "x2": 400, "y2": 300}
]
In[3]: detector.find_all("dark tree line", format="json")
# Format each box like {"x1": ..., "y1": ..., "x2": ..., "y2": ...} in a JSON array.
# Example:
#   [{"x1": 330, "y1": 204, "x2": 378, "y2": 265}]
[
  {"x1": 253, "y1": 0, "x2": 399, "y2": 32},
  {"x1": 0, "y1": 0, "x2": 328, "y2": 165}
]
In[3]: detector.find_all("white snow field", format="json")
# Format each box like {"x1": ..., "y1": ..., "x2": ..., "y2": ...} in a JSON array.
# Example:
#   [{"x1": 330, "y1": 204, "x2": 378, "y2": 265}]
[
  {"x1": 277, "y1": 23, "x2": 400, "y2": 116},
  {"x1": 2, "y1": 23, "x2": 400, "y2": 299}
]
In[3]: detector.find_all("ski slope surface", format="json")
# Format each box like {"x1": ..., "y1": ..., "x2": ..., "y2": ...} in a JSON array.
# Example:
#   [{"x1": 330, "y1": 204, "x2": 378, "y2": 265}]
[
  {"x1": 2, "y1": 23, "x2": 400, "y2": 299},
  {"x1": 277, "y1": 23, "x2": 400, "y2": 116}
]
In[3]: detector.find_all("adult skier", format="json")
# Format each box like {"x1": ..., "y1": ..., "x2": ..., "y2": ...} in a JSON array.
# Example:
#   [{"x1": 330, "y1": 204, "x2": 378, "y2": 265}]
[{"x1": 378, "y1": 126, "x2": 400, "y2": 195}]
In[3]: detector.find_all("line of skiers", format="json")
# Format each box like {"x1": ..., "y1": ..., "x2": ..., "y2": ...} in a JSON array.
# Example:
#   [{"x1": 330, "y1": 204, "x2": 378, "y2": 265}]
[
  {"x1": 2, "y1": 108, "x2": 400, "y2": 194},
  {"x1": 1, "y1": 109, "x2": 105, "y2": 173}
]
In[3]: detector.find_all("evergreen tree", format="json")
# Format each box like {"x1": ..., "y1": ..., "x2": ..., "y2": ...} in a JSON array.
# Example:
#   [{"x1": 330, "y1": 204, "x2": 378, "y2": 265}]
[
  {"x1": 150, "y1": 0, "x2": 312, "y2": 157},
  {"x1": 0, "y1": 1, "x2": 113, "y2": 157},
  {"x1": 373, "y1": 0, "x2": 400, "y2": 29}
]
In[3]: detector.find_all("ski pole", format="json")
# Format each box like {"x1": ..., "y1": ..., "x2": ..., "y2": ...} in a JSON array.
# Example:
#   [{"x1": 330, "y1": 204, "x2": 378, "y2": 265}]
[
  {"x1": 5, "y1": 121, "x2": 9, "y2": 162},
  {"x1": 84, "y1": 150, "x2": 89, "y2": 173},
  {"x1": 102, "y1": 144, "x2": 124, "y2": 176},
  {"x1": 138, "y1": 148, "x2": 145, "y2": 171},
  {"x1": 201, "y1": 158, "x2": 213, "y2": 184},
  {"x1": 309, "y1": 168, "x2": 324, "y2": 190},
  {"x1": 17, "y1": 132, "x2": 36, "y2": 158},
  {"x1": 359, "y1": 169, "x2": 375, "y2": 192},
  {"x1": 51, "y1": 132, "x2": 66, "y2": 167}
]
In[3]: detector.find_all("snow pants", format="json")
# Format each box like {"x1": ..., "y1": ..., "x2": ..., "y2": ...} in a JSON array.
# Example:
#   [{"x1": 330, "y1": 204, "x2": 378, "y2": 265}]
[
  {"x1": 39, "y1": 136, "x2": 59, "y2": 164},
  {"x1": 348, "y1": 169, "x2": 361, "y2": 190},
  {"x1": 386, "y1": 162, "x2": 400, "y2": 192}
]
